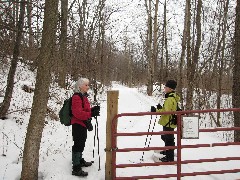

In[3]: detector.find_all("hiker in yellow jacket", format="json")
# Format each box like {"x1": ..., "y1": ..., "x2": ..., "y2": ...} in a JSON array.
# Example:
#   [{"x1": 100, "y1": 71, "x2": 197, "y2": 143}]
[{"x1": 151, "y1": 80, "x2": 180, "y2": 162}]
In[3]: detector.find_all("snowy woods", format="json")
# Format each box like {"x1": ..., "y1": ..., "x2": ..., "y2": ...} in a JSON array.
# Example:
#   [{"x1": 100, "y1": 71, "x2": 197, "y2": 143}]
[{"x1": 1, "y1": 0, "x2": 240, "y2": 179}]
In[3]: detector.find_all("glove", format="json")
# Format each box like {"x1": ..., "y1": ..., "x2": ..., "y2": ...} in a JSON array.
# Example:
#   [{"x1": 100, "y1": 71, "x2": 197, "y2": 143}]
[
  {"x1": 156, "y1": 103, "x2": 162, "y2": 110},
  {"x1": 91, "y1": 105, "x2": 100, "y2": 111},
  {"x1": 151, "y1": 106, "x2": 156, "y2": 112},
  {"x1": 84, "y1": 118, "x2": 93, "y2": 131},
  {"x1": 91, "y1": 109, "x2": 100, "y2": 117}
]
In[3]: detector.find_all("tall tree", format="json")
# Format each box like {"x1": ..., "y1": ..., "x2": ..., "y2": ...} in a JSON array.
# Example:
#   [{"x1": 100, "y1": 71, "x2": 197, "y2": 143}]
[
  {"x1": 177, "y1": 0, "x2": 190, "y2": 103},
  {"x1": 93, "y1": 0, "x2": 106, "y2": 101},
  {"x1": 72, "y1": 0, "x2": 88, "y2": 81},
  {"x1": 21, "y1": 0, "x2": 59, "y2": 179},
  {"x1": 163, "y1": 0, "x2": 169, "y2": 80},
  {"x1": 186, "y1": 0, "x2": 202, "y2": 110},
  {"x1": 27, "y1": 0, "x2": 34, "y2": 48},
  {"x1": 0, "y1": 0, "x2": 26, "y2": 119},
  {"x1": 216, "y1": 0, "x2": 229, "y2": 127},
  {"x1": 185, "y1": 0, "x2": 192, "y2": 110},
  {"x1": 145, "y1": 0, "x2": 159, "y2": 96},
  {"x1": 58, "y1": 0, "x2": 68, "y2": 88},
  {"x1": 233, "y1": 0, "x2": 240, "y2": 142}
]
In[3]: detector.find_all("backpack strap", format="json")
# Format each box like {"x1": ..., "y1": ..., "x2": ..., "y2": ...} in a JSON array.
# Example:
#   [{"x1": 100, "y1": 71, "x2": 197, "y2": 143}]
[{"x1": 167, "y1": 93, "x2": 180, "y2": 109}]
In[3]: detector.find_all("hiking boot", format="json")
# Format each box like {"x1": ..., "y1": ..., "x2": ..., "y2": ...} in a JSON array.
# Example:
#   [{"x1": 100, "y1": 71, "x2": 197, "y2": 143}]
[
  {"x1": 160, "y1": 156, "x2": 173, "y2": 162},
  {"x1": 72, "y1": 165, "x2": 88, "y2": 177},
  {"x1": 80, "y1": 158, "x2": 93, "y2": 167},
  {"x1": 160, "y1": 151, "x2": 166, "y2": 155}
]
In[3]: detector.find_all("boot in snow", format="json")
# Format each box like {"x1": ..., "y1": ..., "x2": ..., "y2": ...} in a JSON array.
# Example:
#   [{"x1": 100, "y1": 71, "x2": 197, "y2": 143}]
[
  {"x1": 72, "y1": 165, "x2": 88, "y2": 177},
  {"x1": 72, "y1": 152, "x2": 88, "y2": 176},
  {"x1": 80, "y1": 158, "x2": 92, "y2": 167}
]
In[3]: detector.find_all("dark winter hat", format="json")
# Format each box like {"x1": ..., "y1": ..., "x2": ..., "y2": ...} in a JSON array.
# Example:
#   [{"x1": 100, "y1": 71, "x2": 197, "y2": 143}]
[{"x1": 165, "y1": 80, "x2": 177, "y2": 90}]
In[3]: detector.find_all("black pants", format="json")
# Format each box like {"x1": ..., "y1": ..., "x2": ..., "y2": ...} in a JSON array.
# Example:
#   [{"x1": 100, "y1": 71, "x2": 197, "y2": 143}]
[
  {"x1": 72, "y1": 124, "x2": 87, "y2": 153},
  {"x1": 161, "y1": 126, "x2": 175, "y2": 161}
]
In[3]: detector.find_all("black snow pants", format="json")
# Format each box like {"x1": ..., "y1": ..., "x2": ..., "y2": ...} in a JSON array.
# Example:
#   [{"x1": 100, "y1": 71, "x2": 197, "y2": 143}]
[
  {"x1": 161, "y1": 126, "x2": 175, "y2": 161},
  {"x1": 72, "y1": 123, "x2": 87, "y2": 153}
]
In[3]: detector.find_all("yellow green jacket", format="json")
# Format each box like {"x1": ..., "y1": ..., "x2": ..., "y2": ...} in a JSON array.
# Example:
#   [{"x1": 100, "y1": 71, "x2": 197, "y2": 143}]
[{"x1": 156, "y1": 92, "x2": 180, "y2": 129}]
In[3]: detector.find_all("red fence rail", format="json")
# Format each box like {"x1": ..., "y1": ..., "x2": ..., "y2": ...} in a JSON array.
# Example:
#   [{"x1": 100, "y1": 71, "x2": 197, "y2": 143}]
[{"x1": 111, "y1": 108, "x2": 240, "y2": 180}]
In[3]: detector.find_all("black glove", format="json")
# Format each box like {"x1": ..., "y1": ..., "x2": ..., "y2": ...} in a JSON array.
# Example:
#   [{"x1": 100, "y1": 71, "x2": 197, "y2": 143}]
[
  {"x1": 91, "y1": 109, "x2": 100, "y2": 117},
  {"x1": 92, "y1": 105, "x2": 100, "y2": 111},
  {"x1": 151, "y1": 106, "x2": 156, "y2": 112},
  {"x1": 84, "y1": 118, "x2": 93, "y2": 131},
  {"x1": 156, "y1": 103, "x2": 162, "y2": 110}
]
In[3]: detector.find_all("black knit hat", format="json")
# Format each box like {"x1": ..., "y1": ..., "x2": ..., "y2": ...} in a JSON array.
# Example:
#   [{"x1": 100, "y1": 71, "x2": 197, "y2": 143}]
[{"x1": 165, "y1": 80, "x2": 177, "y2": 90}]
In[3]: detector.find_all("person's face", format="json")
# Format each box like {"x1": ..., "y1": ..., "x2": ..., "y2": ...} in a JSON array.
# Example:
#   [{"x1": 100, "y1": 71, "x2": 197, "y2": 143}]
[
  {"x1": 79, "y1": 82, "x2": 89, "y2": 93},
  {"x1": 164, "y1": 86, "x2": 172, "y2": 93}
]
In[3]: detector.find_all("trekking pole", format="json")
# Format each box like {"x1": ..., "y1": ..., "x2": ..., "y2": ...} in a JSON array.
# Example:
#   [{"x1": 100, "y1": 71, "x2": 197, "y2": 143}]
[
  {"x1": 93, "y1": 121, "x2": 97, "y2": 160},
  {"x1": 146, "y1": 115, "x2": 158, "y2": 148},
  {"x1": 92, "y1": 101, "x2": 99, "y2": 160},
  {"x1": 140, "y1": 115, "x2": 153, "y2": 161},
  {"x1": 95, "y1": 116, "x2": 101, "y2": 171}
]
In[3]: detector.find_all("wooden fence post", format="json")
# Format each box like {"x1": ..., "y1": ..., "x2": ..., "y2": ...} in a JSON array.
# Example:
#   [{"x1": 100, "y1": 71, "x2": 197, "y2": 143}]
[{"x1": 105, "y1": 90, "x2": 119, "y2": 180}]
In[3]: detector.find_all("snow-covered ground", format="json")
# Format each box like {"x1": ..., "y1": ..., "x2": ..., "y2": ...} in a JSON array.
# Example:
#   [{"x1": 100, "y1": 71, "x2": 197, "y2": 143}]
[{"x1": 1, "y1": 63, "x2": 240, "y2": 180}]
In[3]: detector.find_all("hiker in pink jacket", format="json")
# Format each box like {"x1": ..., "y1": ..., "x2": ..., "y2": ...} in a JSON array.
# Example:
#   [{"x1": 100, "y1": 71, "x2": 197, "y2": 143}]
[{"x1": 71, "y1": 78, "x2": 100, "y2": 177}]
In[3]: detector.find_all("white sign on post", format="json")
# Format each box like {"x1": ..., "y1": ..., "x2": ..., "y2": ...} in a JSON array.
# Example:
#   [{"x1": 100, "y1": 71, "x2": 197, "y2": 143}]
[{"x1": 182, "y1": 116, "x2": 199, "y2": 139}]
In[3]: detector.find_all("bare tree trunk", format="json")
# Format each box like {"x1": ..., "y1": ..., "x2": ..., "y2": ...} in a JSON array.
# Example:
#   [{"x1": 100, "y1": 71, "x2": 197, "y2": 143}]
[
  {"x1": 129, "y1": 46, "x2": 134, "y2": 87},
  {"x1": 145, "y1": 0, "x2": 158, "y2": 96},
  {"x1": 233, "y1": 0, "x2": 240, "y2": 142},
  {"x1": 27, "y1": 0, "x2": 34, "y2": 48},
  {"x1": 99, "y1": 0, "x2": 106, "y2": 85},
  {"x1": 145, "y1": 0, "x2": 153, "y2": 96},
  {"x1": 21, "y1": 0, "x2": 59, "y2": 179},
  {"x1": 93, "y1": 0, "x2": 106, "y2": 101},
  {"x1": 58, "y1": 0, "x2": 68, "y2": 88},
  {"x1": 177, "y1": 0, "x2": 190, "y2": 103},
  {"x1": 160, "y1": 26, "x2": 164, "y2": 84},
  {"x1": 72, "y1": 0, "x2": 87, "y2": 80},
  {"x1": 153, "y1": 0, "x2": 159, "y2": 81},
  {"x1": 36, "y1": 0, "x2": 40, "y2": 47},
  {"x1": 185, "y1": 0, "x2": 192, "y2": 110},
  {"x1": 216, "y1": 0, "x2": 229, "y2": 127},
  {"x1": 186, "y1": 0, "x2": 202, "y2": 111},
  {"x1": 0, "y1": 0, "x2": 26, "y2": 119},
  {"x1": 163, "y1": 0, "x2": 169, "y2": 79},
  {"x1": 69, "y1": 13, "x2": 76, "y2": 81}
]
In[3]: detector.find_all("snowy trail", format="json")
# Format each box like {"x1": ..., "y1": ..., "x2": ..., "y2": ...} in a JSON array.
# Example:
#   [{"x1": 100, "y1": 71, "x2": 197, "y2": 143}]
[
  {"x1": 112, "y1": 84, "x2": 156, "y2": 113},
  {"x1": 1, "y1": 83, "x2": 240, "y2": 180}
]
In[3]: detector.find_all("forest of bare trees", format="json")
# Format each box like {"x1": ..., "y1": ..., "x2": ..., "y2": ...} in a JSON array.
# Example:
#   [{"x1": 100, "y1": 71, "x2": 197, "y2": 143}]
[
  {"x1": 0, "y1": 0, "x2": 240, "y2": 179},
  {"x1": 1, "y1": 1, "x2": 236, "y2": 92}
]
